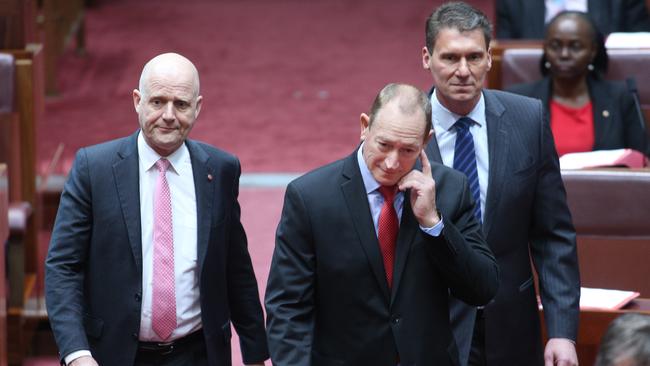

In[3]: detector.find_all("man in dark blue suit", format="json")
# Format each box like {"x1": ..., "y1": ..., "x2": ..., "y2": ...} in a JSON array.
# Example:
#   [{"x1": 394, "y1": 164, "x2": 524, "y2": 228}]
[
  {"x1": 45, "y1": 53, "x2": 268, "y2": 366},
  {"x1": 265, "y1": 83, "x2": 499, "y2": 365},
  {"x1": 421, "y1": 3, "x2": 580, "y2": 366}
]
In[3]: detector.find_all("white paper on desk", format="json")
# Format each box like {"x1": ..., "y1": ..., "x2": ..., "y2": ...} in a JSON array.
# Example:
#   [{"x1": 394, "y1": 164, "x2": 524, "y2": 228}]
[
  {"x1": 579, "y1": 287, "x2": 640, "y2": 310},
  {"x1": 605, "y1": 32, "x2": 650, "y2": 48},
  {"x1": 559, "y1": 149, "x2": 646, "y2": 169}
]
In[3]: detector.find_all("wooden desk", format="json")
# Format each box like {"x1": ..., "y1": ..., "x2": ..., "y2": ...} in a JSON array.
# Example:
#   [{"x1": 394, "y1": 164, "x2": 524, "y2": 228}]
[
  {"x1": 562, "y1": 169, "x2": 650, "y2": 297},
  {"x1": 486, "y1": 40, "x2": 542, "y2": 90},
  {"x1": 0, "y1": 46, "x2": 43, "y2": 365},
  {"x1": 0, "y1": 164, "x2": 8, "y2": 366},
  {"x1": 541, "y1": 299, "x2": 650, "y2": 366}
]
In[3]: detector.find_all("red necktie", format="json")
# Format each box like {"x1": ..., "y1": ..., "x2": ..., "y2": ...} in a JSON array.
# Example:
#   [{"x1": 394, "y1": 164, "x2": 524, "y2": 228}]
[
  {"x1": 378, "y1": 185, "x2": 398, "y2": 288},
  {"x1": 152, "y1": 158, "x2": 176, "y2": 340}
]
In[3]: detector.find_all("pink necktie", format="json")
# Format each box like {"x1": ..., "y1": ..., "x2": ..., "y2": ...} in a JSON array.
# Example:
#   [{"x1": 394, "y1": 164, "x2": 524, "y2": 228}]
[
  {"x1": 152, "y1": 158, "x2": 176, "y2": 340},
  {"x1": 378, "y1": 185, "x2": 398, "y2": 288}
]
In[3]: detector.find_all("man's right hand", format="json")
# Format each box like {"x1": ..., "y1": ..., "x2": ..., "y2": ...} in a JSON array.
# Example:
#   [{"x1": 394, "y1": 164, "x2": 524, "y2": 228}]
[
  {"x1": 68, "y1": 356, "x2": 99, "y2": 366},
  {"x1": 398, "y1": 150, "x2": 440, "y2": 228}
]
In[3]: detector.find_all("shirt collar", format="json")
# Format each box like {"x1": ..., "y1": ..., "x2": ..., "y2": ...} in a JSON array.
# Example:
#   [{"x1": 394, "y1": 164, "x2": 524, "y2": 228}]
[
  {"x1": 431, "y1": 90, "x2": 486, "y2": 131},
  {"x1": 357, "y1": 142, "x2": 382, "y2": 195},
  {"x1": 137, "y1": 131, "x2": 189, "y2": 175}
]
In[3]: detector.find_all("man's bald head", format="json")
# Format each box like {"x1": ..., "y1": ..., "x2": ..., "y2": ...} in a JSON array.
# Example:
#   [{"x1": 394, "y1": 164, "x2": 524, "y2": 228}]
[
  {"x1": 133, "y1": 52, "x2": 203, "y2": 156},
  {"x1": 368, "y1": 83, "x2": 432, "y2": 139},
  {"x1": 138, "y1": 53, "x2": 201, "y2": 99}
]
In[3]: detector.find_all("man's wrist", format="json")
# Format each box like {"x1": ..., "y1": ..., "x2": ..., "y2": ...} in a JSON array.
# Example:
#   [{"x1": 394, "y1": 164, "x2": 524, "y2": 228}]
[
  {"x1": 548, "y1": 337, "x2": 576, "y2": 345},
  {"x1": 420, "y1": 209, "x2": 441, "y2": 228},
  {"x1": 64, "y1": 350, "x2": 92, "y2": 365}
]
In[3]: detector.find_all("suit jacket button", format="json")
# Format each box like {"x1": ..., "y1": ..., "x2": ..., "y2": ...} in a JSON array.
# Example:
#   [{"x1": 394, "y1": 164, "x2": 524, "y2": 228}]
[
  {"x1": 391, "y1": 315, "x2": 401, "y2": 325},
  {"x1": 132, "y1": 333, "x2": 138, "y2": 339},
  {"x1": 135, "y1": 293, "x2": 141, "y2": 301}
]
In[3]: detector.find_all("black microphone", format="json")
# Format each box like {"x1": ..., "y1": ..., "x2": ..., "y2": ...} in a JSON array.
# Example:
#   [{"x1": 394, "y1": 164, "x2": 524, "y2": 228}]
[
  {"x1": 626, "y1": 77, "x2": 648, "y2": 155},
  {"x1": 626, "y1": 77, "x2": 646, "y2": 133}
]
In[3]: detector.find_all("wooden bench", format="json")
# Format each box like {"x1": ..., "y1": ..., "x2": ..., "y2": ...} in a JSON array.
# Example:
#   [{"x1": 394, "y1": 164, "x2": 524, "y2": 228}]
[
  {"x1": 549, "y1": 168, "x2": 650, "y2": 365},
  {"x1": 0, "y1": 46, "x2": 45, "y2": 365},
  {"x1": 1, "y1": 0, "x2": 85, "y2": 95},
  {"x1": 0, "y1": 46, "x2": 43, "y2": 282},
  {"x1": 488, "y1": 41, "x2": 650, "y2": 134},
  {"x1": 561, "y1": 169, "x2": 650, "y2": 297},
  {"x1": 0, "y1": 164, "x2": 9, "y2": 366}
]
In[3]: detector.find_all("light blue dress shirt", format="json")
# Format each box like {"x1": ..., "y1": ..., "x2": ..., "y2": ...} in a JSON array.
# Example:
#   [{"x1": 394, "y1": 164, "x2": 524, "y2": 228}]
[{"x1": 356, "y1": 143, "x2": 443, "y2": 237}]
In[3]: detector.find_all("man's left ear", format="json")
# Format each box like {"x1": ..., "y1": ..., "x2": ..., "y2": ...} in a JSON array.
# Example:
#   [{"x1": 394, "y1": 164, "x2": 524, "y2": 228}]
[
  {"x1": 486, "y1": 47, "x2": 493, "y2": 71},
  {"x1": 360, "y1": 113, "x2": 370, "y2": 141},
  {"x1": 424, "y1": 128, "x2": 433, "y2": 145},
  {"x1": 133, "y1": 89, "x2": 142, "y2": 112},
  {"x1": 422, "y1": 46, "x2": 432, "y2": 70},
  {"x1": 194, "y1": 95, "x2": 203, "y2": 118}
]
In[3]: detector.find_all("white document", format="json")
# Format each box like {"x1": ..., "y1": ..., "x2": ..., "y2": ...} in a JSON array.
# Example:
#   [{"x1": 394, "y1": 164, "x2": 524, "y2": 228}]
[
  {"x1": 579, "y1": 287, "x2": 640, "y2": 310},
  {"x1": 605, "y1": 32, "x2": 650, "y2": 49}
]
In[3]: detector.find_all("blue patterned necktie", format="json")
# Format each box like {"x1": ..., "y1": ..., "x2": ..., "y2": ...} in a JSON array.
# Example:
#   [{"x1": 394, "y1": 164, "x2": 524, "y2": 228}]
[{"x1": 453, "y1": 117, "x2": 481, "y2": 222}]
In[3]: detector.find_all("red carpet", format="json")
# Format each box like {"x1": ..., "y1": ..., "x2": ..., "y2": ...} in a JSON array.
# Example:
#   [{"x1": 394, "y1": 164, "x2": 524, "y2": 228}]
[{"x1": 40, "y1": 0, "x2": 494, "y2": 175}]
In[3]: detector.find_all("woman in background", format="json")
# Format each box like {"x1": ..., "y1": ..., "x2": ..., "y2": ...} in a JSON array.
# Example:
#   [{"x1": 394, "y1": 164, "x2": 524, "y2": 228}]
[{"x1": 508, "y1": 11, "x2": 648, "y2": 157}]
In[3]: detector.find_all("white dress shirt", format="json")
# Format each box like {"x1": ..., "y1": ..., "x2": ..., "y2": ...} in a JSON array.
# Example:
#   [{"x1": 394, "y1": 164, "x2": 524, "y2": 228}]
[
  {"x1": 430, "y1": 91, "x2": 489, "y2": 223},
  {"x1": 137, "y1": 132, "x2": 201, "y2": 342}
]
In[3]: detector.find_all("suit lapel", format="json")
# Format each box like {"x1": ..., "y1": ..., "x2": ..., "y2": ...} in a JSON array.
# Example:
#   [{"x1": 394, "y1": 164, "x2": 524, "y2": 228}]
[
  {"x1": 483, "y1": 90, "x2": 510, "y2": 239},
  {"x1": 186, "y1": 140, "x2": 214, "y2": 275},
  {"x1": 340, "y1": 151, "x2": 391, "y2": 301},
  {"x1": 390, "y1": 195, "x2": 417, "y2": 304},
  {"x1": 113, "y1": 132, "x2": 143, "y2": 274},
  {"x1": 426, "y1": 87, "x2": 445, "y2": 164}
]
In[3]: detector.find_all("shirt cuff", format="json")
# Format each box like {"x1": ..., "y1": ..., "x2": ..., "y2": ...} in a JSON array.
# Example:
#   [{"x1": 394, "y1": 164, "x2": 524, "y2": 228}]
[
  {"x1": 64, "y1": 350, "x2": 92, "y2": 365},
  {"x1": 420, "y1": 214, "x2": 444, "y2": 236}
]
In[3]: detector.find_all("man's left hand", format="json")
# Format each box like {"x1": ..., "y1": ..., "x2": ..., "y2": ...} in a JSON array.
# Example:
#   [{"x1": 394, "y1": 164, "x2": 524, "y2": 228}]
[
  {"x1": 398, "y1": 150, "x2": 440, "y2": 228},
  {"x1": 544, "y1": 338, "x2": 578, "y2": 366}
]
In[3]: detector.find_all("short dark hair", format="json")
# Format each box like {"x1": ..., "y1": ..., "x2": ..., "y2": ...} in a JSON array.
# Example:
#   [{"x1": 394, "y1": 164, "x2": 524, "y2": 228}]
[
  {"x1": 595, "y1": 313, "x2": 650, "y2": 366},
  {"x1": 425, "y1": 2, "x2": 492, "y2": 53},
  {"x1": 540, "y1": 11, "x2": 609, "y2": 77},
  {"x1": 368, "y1": 83, "x2": 432, "y2": 140}
]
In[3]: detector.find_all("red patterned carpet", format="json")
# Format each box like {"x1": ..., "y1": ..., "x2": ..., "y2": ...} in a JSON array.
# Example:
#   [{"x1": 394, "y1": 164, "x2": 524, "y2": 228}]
[{"x1": 40, "y1": 0, "x2": 493, "y2": 175}]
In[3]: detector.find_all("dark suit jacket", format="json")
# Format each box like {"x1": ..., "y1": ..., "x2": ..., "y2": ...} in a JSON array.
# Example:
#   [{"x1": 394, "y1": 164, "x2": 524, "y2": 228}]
[
  {"x1": 426, "y1": 89, "x2": 580, "y2": 366},
  {"x1": 496, "y1": 0, "x2": 650, "y2": 39},
  {"x1": 45, "y1": 131, "x2": 269, "y2": 366},
  {"x1": 264, "y1": 149, "x2": 499, "y2": 366},
  {"x1": 508, "y1": 76, "x2": 648, "y2": 155}
]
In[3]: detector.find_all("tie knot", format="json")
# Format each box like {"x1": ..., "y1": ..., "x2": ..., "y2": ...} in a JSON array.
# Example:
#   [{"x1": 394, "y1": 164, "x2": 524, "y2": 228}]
[
  {"x1": 155, "y1": 158, "x2": 171, "y2": 173},
  {"x1": 454, "y1": 117, "x2": 473, "y2": 133},
  {"x1": 378, "y1": 185, "x2": 397, "y2": 202}
]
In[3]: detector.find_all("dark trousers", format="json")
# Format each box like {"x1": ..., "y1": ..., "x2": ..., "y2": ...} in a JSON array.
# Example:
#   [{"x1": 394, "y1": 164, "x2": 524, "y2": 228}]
[
  {"x1": 468, "y1": 309, "x2": 486, "y2": 366},
  {"x1": 134, "y1": 330, "x2": 208, "y2": 366}
]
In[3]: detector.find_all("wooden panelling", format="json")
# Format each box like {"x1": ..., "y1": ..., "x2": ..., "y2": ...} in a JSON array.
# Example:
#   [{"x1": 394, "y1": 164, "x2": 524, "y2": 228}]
[{"x1": 0, "y1": 164, "x2": 8, "y2": 366}]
